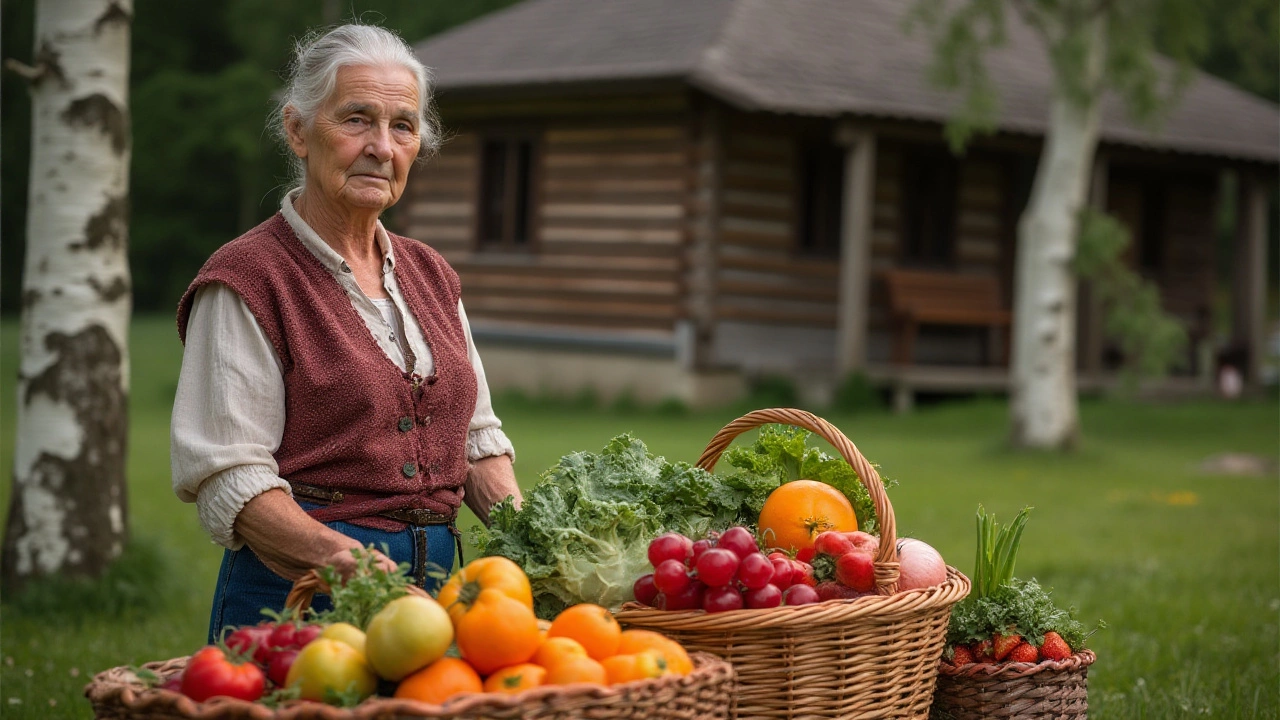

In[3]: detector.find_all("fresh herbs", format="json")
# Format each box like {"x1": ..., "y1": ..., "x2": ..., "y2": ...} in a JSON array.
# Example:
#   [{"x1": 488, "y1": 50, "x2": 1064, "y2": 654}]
[
  {"x1": 947, "y1": 506, "x2": 1103, "y2": 652},
  {"x1": 973, "y1": 505, "x2": 1032, "y2": 598},
  {"x1": 719, "y1": 425, "x2": 889, "y2": 534},
  {"x1": 310, "y1": 546, "x2": 412, "y2": 629}
]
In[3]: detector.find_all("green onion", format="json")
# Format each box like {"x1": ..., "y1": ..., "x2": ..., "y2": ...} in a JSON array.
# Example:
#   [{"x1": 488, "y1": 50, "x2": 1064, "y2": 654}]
[{"x1": 973, "y1": 505, "x2": 1032, "y2": 598}]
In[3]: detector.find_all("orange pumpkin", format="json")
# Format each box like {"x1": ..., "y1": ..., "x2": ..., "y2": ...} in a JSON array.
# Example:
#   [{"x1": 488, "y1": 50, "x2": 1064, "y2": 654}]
[
  {"x1": 454, "y1": 588, "x2": 542, "y2": 676},
  {"x1": 437, "y1": 556, "x2": 534, "y2": 626},
  {"x1": 757, "y1": 480, "x2": 858, "y2": 553}
]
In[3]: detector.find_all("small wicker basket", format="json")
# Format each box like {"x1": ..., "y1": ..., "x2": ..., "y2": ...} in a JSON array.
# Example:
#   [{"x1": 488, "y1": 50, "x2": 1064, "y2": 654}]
[
  {"x1": 85, "y1": 651, "x2": 735, "y2": 720},
  {"x1": 86, "y1": 567, "x2": 736, "y2": 719},
  {"x1": 930, "y1": 650, "x2": 1095, "y2": 719},
  {"x1": 614, "y1": 408, "x2": 971, "y2": 720}
]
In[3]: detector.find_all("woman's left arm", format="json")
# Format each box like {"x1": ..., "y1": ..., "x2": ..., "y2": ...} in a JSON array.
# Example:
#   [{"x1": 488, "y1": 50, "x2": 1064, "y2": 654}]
[{"x1": 458, "y1": 300, "x2": 523, "y2": 524}]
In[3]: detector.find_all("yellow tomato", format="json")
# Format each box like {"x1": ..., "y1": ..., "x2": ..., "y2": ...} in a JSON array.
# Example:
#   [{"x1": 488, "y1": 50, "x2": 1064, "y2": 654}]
[
  {"x1": 318, "y1": 623, "x2": 367, "y2": 656},
  {"x1": 284, "y1": 638, "x2": 377, "y2": 704},
  {"x1": 365, "y1": 594, "x2": 454, "y2": 681}
]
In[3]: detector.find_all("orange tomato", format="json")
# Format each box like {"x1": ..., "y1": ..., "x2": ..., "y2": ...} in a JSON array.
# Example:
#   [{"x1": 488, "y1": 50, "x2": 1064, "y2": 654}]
[
  {"x1": 393, "y1": 657, "x2": 482, "y2": 704},
  {"x1": 438, "y1": 556, "x2": 534, "y2": 626},
  {"x1": 547, "y1": 604, "x2": 621, "y2": 661},
  {"x1": 601, "y1": 651, "x2": 668, "y2": 685},
  {"x1": 616, "y1": 629, "x2": 693, "y2": 675},
  {"x1": 532, "y1": 637, "x2": 588, "y2": 669},
  {"x1": 543, "y1": 655, "x2": 607, "y2": 686},
  {"x1": 757, "y1": 480, "x2": 858, "y2": 552},
  {"x1": 454, "y1": 588, "x2": 542, "y2": 676},
  {"x1": 482, "y1": 663, "x2": 546, "y2": 694}
]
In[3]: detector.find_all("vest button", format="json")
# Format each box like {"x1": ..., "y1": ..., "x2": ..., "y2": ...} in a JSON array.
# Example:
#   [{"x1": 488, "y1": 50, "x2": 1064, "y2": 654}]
[
  {"x1": 402, "y1": 462, "x2": 418, "y2": 478},
  {"x1": 398, "y1": 416, "x2": 414, "y2": 432}
]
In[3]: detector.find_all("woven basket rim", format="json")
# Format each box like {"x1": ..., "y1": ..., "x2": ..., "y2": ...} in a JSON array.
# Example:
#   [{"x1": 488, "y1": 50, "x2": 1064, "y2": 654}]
[
  {"x1": 616, "y1": 565, "x2": 970, "y2": 630},
  {"x1": 85, "y1": 652, "x2": 733, "y2": 719},
  {"x1": 937, "y1": 649, "x2": 1097, "y2": 680}
]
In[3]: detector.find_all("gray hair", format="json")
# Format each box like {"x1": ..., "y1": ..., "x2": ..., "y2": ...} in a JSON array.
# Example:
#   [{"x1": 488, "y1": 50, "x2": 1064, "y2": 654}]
[{"x1": 272, "y1": 23, "x2": 442, "y2": 188}]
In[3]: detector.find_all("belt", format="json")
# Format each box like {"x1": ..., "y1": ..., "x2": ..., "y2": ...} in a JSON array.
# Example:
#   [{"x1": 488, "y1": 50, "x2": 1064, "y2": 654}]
[{"x1": 289, "y1": 481, "x2": 456, "y2": 526}]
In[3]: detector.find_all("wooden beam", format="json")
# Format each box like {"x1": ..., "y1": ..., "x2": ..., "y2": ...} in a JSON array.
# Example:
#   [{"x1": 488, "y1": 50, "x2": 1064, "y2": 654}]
[
  {"x1": 684, "y1": 100, "x2": 723, "y2": 370},
  {"x1": 835, "y1": 126, "x2": 877, "y2": 375}
]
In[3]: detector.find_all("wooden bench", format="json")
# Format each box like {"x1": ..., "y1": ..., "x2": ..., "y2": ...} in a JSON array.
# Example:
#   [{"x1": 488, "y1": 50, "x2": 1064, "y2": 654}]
[{"x1": 882, "y1": 269, "x2": 1012, "y2": 365}]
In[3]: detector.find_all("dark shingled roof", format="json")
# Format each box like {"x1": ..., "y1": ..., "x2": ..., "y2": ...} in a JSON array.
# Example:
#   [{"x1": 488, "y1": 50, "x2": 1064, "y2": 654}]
[{"x1": 416, "y1": 0, "x2": 1279, "y2": 162}]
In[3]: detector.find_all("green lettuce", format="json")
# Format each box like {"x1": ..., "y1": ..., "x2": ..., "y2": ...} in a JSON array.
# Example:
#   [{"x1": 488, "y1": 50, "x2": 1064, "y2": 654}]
[
  {"x1": 719, "y1": 425, "x2": 888, "y2": 534},
  {"x1": 472, "y1": 434, "x2": 775, "y2": 618}
]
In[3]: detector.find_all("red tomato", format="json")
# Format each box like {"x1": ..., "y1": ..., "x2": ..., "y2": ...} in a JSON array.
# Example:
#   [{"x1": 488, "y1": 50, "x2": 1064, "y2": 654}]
[
  {"x1": 225, "y1": 624, "x2": 274, "y2": 665},
  {"x1": 267, "y1": 648, "x2": 299, "y2": 687},
  {"x1": 293, "y1": 624, "x2": 324, "y2": 648},
  {"x1": 180, "y1": 646, "x2": 266, "y2": 702}
]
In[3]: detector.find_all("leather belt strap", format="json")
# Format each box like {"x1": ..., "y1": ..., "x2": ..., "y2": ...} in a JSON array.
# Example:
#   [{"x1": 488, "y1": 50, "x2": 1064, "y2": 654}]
[{"x1": 289, "y1": 481, "x2": 456, "y2": 526}]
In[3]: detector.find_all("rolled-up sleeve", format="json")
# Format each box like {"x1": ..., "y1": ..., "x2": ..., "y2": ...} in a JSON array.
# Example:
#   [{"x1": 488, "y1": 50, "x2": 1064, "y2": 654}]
[
  {"x1": 171, "y1": 283, "x2": 291, "y2": 549},
  {"x1": 460, "y1": 300, "x2": 515, "y2": 463}
]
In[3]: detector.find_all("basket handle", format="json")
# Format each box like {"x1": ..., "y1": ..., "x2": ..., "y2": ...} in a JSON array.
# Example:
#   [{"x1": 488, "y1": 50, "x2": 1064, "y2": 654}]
[
  {"x1": 696, "y1": 407, "x2": 900, "y2": 594},
  {"x1": 284, "y1": 569, "x2": 431, "y2": 614}
]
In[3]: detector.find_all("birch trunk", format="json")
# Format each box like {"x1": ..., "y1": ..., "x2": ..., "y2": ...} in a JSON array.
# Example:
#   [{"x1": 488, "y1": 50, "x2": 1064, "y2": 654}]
[
  {"x1": 1009, "y1": 16, "x2": 1105, "y2": 449},
  {"x1": 2, "y1": 0, "x2": 133, "y2": 590}
]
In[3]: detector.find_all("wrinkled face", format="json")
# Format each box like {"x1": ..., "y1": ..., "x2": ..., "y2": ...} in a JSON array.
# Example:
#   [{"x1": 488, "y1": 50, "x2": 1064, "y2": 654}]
[{"x1": 287, "y1": 64, "x2": 421, "y2": 214}]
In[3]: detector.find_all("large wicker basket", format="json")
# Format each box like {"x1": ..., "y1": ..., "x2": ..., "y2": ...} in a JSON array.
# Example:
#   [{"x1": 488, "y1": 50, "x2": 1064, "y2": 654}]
[
  {"x1": 614, "y1": 408, "x2": 971, "y2": 720},
  {"x1": 85, "y1": 652, "x2": 735, "y2": 720},
  {"x1": 930, "y1": 650, "x2": 1096, "y2": 720}
]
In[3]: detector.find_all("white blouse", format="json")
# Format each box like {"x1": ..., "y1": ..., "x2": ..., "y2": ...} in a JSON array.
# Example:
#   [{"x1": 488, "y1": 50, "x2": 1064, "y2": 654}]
[{"x1": 171, "y1": 190, "x2": 514, "y2": 550}]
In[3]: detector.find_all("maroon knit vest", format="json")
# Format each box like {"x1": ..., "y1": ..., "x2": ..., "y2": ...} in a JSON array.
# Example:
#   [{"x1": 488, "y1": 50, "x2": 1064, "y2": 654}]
[{"x1": 176, "y1": 213, "x2": 478, "y2": 531}]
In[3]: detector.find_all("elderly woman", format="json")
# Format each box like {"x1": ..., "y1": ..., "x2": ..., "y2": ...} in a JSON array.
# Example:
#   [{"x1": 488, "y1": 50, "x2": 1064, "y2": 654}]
[{"x1": 171, "y1": 24, "x2": 522, "y2": 640}]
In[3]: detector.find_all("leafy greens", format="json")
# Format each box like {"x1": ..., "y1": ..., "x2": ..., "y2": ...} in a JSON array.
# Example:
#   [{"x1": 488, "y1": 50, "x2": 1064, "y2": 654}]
[
  {"x1": 472, "y1": 434, "x2": 776, "y2": 618},
  {"x1": 719, "y1": 425, "x2": 886, "y2": 534}
]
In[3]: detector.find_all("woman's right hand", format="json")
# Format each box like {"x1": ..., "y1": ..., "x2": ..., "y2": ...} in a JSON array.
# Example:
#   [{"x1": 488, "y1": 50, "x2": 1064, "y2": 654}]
[
  {"x1": 235, "y1": 489, "x2": 398, "y2": 581},
  {"x1": 321, "y1": 545, "x2": 399, "y2": 580}
]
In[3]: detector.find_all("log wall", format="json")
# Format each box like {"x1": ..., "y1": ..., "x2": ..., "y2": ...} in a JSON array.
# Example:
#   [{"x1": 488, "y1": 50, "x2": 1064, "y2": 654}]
[
  {"x1": 399, "y1": 97, "x2": 693, "y2": 334},
  {"x1": 714, "y1": 116, "x2": 839, "y2": 329}
]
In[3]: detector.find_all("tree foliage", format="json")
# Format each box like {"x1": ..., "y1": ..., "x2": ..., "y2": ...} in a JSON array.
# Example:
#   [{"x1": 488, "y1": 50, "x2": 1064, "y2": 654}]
[
  {"x1": 0, "y1": 0, "x2": 1271, "y2": 314},
  {"x1": 1, "y1": 0, "x2": 521, "y2": 314}
]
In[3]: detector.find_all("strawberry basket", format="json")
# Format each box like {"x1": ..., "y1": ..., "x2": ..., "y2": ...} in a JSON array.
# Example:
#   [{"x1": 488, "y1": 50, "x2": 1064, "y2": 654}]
[
  {"x1": 85, "y1": 573, "x2": 736, "y2": 720},
  {"x1": 930, "y1": 649, "x2": 1096, "y2": 720},
  {"x1": 613, "y1": 408, "x2": 971, "y2": 720}
]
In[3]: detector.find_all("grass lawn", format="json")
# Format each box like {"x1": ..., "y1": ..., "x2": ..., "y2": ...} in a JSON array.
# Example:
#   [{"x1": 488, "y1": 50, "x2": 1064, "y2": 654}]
[{"x1": 1, "y1": 314, "x2": 1277, "y2": 719}]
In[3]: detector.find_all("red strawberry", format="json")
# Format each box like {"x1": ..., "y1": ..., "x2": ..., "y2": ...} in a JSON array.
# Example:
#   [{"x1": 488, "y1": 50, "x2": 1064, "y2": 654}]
[
  {"x1": 1007, "y1": 642, "x2": 1039, "y2": 664},
  {"x1": 1038, "y1": 631, "x2": 1072, "y2": 661},
  {"x1": 950, "y1": 645, "x2": 976, "y2": 667},
  {"x1": 972, "y1": 639, "x2": 995, "y2": 663},
  {"x1": 992, "y1": 632, "x2": 1024, "y2": 661}
]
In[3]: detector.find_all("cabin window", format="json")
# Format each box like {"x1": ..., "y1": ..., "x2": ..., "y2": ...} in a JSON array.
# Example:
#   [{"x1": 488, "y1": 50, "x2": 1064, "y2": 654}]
[
  {"x1": 478, "y1": 137, "x2": 534, "y2": 250},
  {"x1": 900, "y1": 147, "x2": 958, "y2": 266},
  {"x1": 797, "y1": 141, "x2": 844, "y2": 256}
]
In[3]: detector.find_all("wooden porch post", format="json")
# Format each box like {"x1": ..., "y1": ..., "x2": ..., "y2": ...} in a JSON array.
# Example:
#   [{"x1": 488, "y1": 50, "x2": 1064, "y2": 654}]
[
  {"x1": 682, "y1": 101, "x2": 723, "y2": 371},
  {"x1": 1234, "y1": 173, "x2": 1270, "y2": 387},
  {"x1": 1078, "y1": 153, "x2": 1108, "y2": 375},
  {"x1": 835, "y1": 124, "x2": 877, "y2": 376}
]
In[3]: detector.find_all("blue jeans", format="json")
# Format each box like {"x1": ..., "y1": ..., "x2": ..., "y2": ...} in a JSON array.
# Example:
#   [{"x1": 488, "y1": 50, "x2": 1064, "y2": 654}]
[{"x1": 207, "y1": 503, "x2": 458, "y2": 643}]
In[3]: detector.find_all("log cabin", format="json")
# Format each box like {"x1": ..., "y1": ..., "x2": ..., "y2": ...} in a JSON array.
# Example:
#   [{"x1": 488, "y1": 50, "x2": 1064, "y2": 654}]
[{"x1": 402, "y1": 0, "x2": 1279, "y2": 409}]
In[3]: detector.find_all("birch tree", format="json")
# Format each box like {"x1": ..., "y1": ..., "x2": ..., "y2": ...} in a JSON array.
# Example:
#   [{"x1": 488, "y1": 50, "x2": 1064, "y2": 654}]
[
  {"x1": 2, "y1": 0, "x2": 133, "y2": 590},
  {"x1": 911, "y1": 0, "x2": 1203, "y2": 449}
]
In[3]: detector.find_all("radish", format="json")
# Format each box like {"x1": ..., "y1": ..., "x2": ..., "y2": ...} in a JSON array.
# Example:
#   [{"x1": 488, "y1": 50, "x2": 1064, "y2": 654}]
[{"x1": 895, "y1": 538, "x2": 947, "y2": 591}]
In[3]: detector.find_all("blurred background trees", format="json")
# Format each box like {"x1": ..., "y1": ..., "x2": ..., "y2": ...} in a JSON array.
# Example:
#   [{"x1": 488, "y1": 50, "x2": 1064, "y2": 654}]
[
  {"x1": 1, "y1": 0, "x2": 521, "y2": 315},
  {"x1": 0, "y1": 0, "x2": 1273, "y2": 318}
]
